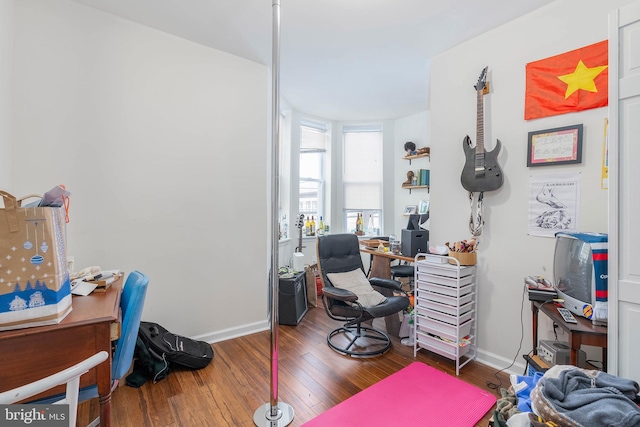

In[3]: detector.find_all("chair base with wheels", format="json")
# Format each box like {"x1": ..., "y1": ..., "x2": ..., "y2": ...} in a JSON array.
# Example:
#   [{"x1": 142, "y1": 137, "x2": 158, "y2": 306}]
[{"x1": 323, "y1": 301, "x2": 394, "y2": 357}]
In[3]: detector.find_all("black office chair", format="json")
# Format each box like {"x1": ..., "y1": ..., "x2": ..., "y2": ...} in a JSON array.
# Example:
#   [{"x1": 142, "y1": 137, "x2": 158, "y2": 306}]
[
  {"x1": 316, "y1": 234, "x2": 410, "y2": 357},
  {"x1": 390, "y1": 262, "x2": 415, "y2": 283}
]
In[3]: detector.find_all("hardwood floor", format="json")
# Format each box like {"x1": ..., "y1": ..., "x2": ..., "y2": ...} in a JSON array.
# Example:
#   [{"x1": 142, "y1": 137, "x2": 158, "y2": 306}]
[{"x1": 78, "y1": 307, "x2": 509, "y2": 426}]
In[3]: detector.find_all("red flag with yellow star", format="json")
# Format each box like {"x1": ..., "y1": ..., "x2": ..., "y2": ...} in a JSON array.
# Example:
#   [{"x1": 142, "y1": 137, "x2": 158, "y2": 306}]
[{"x1": 525, "y1": 40, "x2": 608, "y2": 120}]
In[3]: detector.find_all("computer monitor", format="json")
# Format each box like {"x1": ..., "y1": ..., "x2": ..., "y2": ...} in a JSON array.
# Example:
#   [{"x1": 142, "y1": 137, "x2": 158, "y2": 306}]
[{"x1": 406, "y1": 213, "x2": 428, "y2": 230}]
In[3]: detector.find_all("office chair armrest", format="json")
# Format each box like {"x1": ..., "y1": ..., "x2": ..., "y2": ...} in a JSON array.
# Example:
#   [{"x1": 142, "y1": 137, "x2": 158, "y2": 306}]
[
  {"x1": 322, "y1": 287, "x2": 358, "y2": 303},
  {"x1": 369, "y1": 277, "x2": 403, "y2": 291}
]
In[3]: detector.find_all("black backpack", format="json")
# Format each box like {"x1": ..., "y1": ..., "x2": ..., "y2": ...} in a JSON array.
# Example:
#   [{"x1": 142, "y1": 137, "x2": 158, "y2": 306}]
[{"x1": 137, "y1": 321, "x2": 214, "y2": 370}]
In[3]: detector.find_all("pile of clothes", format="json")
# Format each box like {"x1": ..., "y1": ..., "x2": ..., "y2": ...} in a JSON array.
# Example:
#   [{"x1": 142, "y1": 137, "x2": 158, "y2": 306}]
[{"x1": 493, "y1": 365, "x2": 640, "y2": 427}]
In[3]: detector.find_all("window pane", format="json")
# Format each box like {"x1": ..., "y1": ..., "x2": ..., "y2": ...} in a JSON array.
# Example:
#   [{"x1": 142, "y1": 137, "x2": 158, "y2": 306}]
[
  {"x1": 299, "y1": 180, "x2": 319, "y2": 217},
  {"x1": 299, "y1": 121, "x2": 329, "y2": 228},
  {"x1": 344, "y1": 131, "x2": 382, "y2": 182},
  {"x1": 345, "y1": 209, "x2": 382, "y2": 235},
  {"x1": 344, "y1": 183, "x2": 382, "y2": 210},
  {"x1": 299, "y1": 152, "x2": 322, "y2": 180},
  {"x1": 301, "y1": 125, "x2": 327, "y2": 150},
  {"x1": 343, "y1": 128, "x2": 383, "y2": 213}
]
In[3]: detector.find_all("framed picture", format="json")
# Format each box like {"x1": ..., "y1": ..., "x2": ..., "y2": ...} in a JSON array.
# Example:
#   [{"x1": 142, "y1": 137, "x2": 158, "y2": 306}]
[
  {"x1": 418, "y1": 200, "x2": 429, "y2": 215},
  {"x1": 404, "y1": 205, "x2": 417, "y2": 215},
  {"x1": 527, "y1": 124, "x2": 583, "y2": 167}
]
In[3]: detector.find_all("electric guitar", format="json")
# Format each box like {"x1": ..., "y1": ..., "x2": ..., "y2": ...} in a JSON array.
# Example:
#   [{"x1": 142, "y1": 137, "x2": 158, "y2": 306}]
[
  {"x1": 460, "y1": 67, "x2": 504, "y2": 193},
  {"x1": 295, "y1": 214, "x2": 305, "y2": 253}
]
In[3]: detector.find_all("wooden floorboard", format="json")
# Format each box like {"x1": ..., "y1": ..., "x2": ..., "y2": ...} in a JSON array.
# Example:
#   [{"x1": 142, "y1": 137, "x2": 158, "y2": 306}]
[{"x1": 78, "y1": 306, "x2": 509, "y2": 426}]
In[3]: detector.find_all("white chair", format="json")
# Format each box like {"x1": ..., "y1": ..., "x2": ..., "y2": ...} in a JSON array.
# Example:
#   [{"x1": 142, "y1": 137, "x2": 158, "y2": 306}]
[{"x1": 0, "y1": 351, "x2": 109, "y2": 427}]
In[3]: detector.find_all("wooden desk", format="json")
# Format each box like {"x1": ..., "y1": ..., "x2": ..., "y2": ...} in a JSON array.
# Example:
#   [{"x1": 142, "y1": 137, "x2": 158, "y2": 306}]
[
  {"x1": 360, "y1": 247, "x2": 414, "y2": 337},
  {"x1": 0, "y1": 276, "x2": 123, "y2": 426},
  {"x1": 532, "y1": 300, "x2": 607, "y2": 371},
  {"x1": 360, "y1": 247, "x2": 414, "y2": 279}
]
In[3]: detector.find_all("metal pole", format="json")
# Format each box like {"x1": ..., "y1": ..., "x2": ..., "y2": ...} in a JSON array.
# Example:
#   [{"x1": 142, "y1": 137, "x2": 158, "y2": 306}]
[{"x1": 254, "y1": 1, "x2": 294, "y2": 425}]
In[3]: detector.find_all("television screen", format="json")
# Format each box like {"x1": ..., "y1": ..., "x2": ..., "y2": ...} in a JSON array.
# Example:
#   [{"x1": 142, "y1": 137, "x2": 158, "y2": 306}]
[
  {"x1": 553, "y1": 232, "x2": 608, "y2": 325},
  {"x1": 553, "y1": 236, "x2": 593, "y2": 305}
]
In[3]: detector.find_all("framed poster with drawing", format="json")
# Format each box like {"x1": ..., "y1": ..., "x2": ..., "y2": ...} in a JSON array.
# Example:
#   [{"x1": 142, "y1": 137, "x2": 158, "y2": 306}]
[{"x1": 527, "y1": 124, "x2": 583, "y2": 167}]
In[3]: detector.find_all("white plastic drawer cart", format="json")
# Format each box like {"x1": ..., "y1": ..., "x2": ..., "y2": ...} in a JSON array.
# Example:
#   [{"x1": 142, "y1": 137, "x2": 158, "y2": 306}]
[{"x1": 413, "y1": 254, "x2": 477, "y2": 375}]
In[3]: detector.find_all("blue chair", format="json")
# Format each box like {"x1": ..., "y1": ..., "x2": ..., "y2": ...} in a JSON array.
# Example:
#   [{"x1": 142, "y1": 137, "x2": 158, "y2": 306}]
[{"x1": 33, "y1": 270, "x2": 149, "y2": 426}]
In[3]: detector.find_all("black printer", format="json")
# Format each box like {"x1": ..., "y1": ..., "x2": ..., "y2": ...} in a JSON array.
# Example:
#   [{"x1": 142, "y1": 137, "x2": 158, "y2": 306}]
[{"x1": 401, "y1": 214, "x2": 428, "y2": 257}]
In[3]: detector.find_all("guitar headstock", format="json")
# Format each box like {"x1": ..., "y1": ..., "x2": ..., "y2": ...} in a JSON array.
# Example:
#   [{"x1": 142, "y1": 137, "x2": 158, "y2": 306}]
[
  {"x1": 474, "y1": 67, "x2": 488, "y2": 92},
  {"x1": 295, "y1": 214, "x2": 305, "y2": 229}
]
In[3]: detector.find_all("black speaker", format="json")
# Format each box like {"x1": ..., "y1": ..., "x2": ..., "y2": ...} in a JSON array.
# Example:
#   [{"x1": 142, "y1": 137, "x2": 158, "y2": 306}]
[
  {"x1": 401, "y1": 229, "x2": 429, "y2": 257},
  {"x1": 278, "y1": 271, "x2": 308, "y2": 325}
]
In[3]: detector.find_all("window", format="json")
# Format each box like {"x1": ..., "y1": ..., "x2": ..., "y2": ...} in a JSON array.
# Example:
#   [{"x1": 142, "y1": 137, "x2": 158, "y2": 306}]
[
  {"x1": 299, "y1": 121, "x2": 328, "y2": 226},
  {"x1": 343, "y1": 125, "x2": 383, "y2": 235}
]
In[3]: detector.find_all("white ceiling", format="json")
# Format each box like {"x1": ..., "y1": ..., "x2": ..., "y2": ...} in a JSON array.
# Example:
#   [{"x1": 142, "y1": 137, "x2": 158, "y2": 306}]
[{"x1": 70, "y1": 0, "x2": 555, "y2": 121}]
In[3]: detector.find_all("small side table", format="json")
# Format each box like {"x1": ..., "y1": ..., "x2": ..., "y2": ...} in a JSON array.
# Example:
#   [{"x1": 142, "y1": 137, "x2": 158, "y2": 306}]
[{"x1": 532, "y1": 301, "x2": 607, "y2": 371}]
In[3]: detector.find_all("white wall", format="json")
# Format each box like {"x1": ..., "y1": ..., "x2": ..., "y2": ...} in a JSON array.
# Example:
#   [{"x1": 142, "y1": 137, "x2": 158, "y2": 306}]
[
  {"x1": 429, "y1": 0, "x2": 633, "y2": 371},
  {"x1": 393, "y1": 111, "x2": 430, "y2": 237},
  {"x1": 0, "y1": 0, "x2": 12, "y2": 189},
  {"x1": 10, "y1": 0, "x2": 269, "y2": 339}
]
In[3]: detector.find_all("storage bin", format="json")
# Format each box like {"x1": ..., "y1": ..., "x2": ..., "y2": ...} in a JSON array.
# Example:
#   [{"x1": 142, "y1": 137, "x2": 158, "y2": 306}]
[
  {"x1": 413, "y1": 257, "x2": 477, "y2": 375},
  {"x1": 416, "y1": 330, "x2": 471, "y2": 359},
  {"x1": 416, "y1": 315, "x2": 472, "y2": 342},
  {"x1": 416, "y1": 261, "x2": 476, "y2": 278},
  {"x1": 419, "y1": 289, "x2": 475, "y2": 307},
  {"x1": 416, "y1": 281, "x2": 474, "y2": 298},
  {"x1": 416, "y1": 272, "x2": 474, "y2": 287},
  {"x1": 416, "y1": 297, "x2": 474, "y2": 316}
]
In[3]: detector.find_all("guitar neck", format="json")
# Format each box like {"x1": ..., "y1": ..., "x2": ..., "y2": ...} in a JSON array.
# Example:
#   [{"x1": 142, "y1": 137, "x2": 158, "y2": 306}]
[
  {"x1": 476, "y1": 88, "x2": 485, "y2": 155},
  {"x1": 299, "y1": 229, "x2": 303, "y2": 251}
]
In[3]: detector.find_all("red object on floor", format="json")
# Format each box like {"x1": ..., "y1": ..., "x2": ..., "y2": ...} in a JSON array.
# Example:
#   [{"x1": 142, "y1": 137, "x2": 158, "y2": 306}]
[
  {"x1": 302, "y1": 362, "x2": 496, "y2": 427},
  {"x1": 315, "y1": 277, "x2": 323, "y2": 296}
]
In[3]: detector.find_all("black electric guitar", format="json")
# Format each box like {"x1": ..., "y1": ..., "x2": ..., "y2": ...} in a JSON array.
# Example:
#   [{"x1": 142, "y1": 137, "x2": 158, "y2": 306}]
[{"x1": 460, "y1": 67, "x2": 504, "y2": 192}]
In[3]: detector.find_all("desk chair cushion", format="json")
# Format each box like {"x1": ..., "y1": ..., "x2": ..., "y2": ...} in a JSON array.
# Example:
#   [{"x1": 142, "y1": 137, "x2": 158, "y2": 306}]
[{"x1": 327, "y1": 269, "x2": 386, "y2": 307}]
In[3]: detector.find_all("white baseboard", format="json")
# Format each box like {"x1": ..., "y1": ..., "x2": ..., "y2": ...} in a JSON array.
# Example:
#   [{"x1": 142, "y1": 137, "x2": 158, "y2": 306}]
[
  {"x1": 475, "y1": 347, "x2": 527, "y2": 377},
  {"x1": 192, "y1": 319, "x2": 269, "y2": 344}
]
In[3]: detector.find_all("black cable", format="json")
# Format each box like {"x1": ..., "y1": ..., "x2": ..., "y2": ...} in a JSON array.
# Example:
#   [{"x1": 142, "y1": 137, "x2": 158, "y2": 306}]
[
  {"x1": 522, "y1": 349, "x2": 534, "y2": 375},
  {"x1": 486, "y1": 283, "x2": 527, "y2": 393}
]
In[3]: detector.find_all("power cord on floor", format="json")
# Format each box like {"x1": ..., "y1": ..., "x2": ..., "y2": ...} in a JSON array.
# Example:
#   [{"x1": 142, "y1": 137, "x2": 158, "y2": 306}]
[{"x1": 486, "y1": 283, "x2": 527, "y2": 393}]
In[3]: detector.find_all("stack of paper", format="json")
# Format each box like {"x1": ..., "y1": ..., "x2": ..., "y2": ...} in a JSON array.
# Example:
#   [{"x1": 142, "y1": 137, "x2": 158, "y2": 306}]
[{"x1": 87, "y1": 270, "x2": 121, "y2": 292}]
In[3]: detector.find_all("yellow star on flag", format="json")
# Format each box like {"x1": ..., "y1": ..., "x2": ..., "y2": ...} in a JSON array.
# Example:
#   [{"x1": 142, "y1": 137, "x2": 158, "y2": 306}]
[{"x1": 558, "y1": 60, "x2": 608, "y2": 99}]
